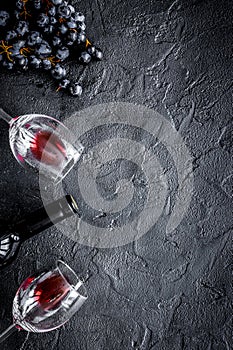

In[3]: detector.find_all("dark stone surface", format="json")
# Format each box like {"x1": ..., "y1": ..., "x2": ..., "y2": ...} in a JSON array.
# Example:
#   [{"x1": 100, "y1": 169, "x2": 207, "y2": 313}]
[{"x1": 0, "y1": 0, "x2": 232, "y2": 349}]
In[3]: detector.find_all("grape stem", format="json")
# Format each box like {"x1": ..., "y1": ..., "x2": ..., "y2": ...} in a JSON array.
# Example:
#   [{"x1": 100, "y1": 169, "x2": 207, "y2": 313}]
[
  {"x1": 20, "y1": 0, "x2": 32, "y2": 20},
  {"x1": 0, "y1": 41, "x2": 13, "y2": 62}
]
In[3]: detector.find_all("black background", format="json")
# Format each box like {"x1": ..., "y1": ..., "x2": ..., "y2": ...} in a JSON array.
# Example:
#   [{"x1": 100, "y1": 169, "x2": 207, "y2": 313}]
[{"x1": 0, "y1": 0, "x2": 232, "y2": 349}]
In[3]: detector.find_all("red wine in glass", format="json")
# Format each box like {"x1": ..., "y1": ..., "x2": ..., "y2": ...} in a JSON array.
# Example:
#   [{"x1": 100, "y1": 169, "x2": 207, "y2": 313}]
[
  {"x1": 0, "y1": 109, "x2": 84, "y2": 183},
  {"x1": 30, "y1": 130, "x2": 67, "y2": 166},
  {"x1": 34, "y1": 274, "x2": 70, "y2": 310}
]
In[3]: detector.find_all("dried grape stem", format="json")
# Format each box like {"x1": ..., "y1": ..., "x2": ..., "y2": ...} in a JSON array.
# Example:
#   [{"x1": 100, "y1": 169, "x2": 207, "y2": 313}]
[{"x1": 0, "y1": 41, "x2": 13, "y2": 62}]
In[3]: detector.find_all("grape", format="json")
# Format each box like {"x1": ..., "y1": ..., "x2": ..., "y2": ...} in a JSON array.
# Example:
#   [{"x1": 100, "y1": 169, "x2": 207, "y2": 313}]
[
  {"x1": 18, "y1": 57, "x2": 28, "y2": 70},
  {"x1": 56, "y1": 47, "x2": 69, "y2": 61},
  {"x1": 57, "y1": 4, "x2": 72, "y2": 18},
  {"x1": 77, "y1": 32, "x2": 86, "y2": 44},
  {"x1": 72, "y1": 12, "x2": 85, "y2": 23},
  {"x1": 69, "y1": 83, "x2": 82, "y2": 96},
  {"x1": 34, "y1": 1, "x2": 42, "y2": 10},
  {"x1": 59, "y1": 24, "x2": 68, "y2": 34},
  {"x1": 27, "y1": 31, "x2": 42, "y2": 46},
  {"x1": 16, "y1": 1, "x2": 24, "y2": 10},
  {"x1": 67, "y1": 20, "x2": 77, "y2": 29},
  {"x1": 94, "y1": 48, "x2": 103, "y2": 61},
  {"x1": 0, "y1": 0, "x2": 103, "y2": 96},
  {"x1": 79, "y1": 52, "x2": 91, "y2": 65},
  {"x1": 0, "y1": 11, "x2": 10, "y2": 26},
  {"x1": 59, "y1": 79, "x2": 70, "y2": 89},
  {"x1": 14, "y1": 54, "x2": 24, "y2": 61},
  {"x1": 44, "y1": 25, "x2": 54, "y2": 34},
  {"x1": 51, "y1": 64, "x2": 66, "y2": 80},
  {"x1": 16, "y1": 21, "x2": 29, "y2": 36},
  {"x1": 13, "y1": 40, "x2": 26, "y2": 50},
  {"x1": 68, "y1": 5, "x2": 75, "y2": 14},
  {"x1": 35, "y1": 41, "x2": 52, "y2": 57},
  {"x1": 14, "y1": 10, "x2": 21, "y2": 20},
  {"x1": 48, "y1": 7, "x2": 56, "y2": 16},
  {"x1": 52, "y1": 36, "x2": 62, "y2": 47},
  {"x1": 37, "y1": 13, "x2": 49, "y2": 27},
  {"x1": 43, "y1": 59, "x2": 52, "y2": 70},
  {"x1": 3, "y1": 60, "x2": 14, "y2": 69},
  {"x1": 6, "y1": 31, "x2": 18, "y2": 41},
  {"x1": 30, "y1": 56, "x2": 42, "y2": 69},
  {"x1": 78, "y1": 23, "x2": 86, "y2": 32},
  {"x1": 66, "y1": 31, "x2": 78, "y2": 46},
  {"x1": 87, "y1": 46, "x2": 96, "y2": 56},
  {"x1": 50, "y1": 17, "x2": 57, "y2": 25}
]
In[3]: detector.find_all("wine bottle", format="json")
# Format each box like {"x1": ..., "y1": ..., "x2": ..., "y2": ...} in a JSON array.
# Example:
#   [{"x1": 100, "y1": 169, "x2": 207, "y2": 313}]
[{"x1": 0, "y1": 195, "x2": 78, "y2": 268}]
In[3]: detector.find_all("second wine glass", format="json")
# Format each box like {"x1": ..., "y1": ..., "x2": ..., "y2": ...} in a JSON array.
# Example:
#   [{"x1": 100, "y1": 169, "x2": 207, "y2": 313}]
[{"x1": 0, "y1": 260, "x2": 88, "y2": 343}]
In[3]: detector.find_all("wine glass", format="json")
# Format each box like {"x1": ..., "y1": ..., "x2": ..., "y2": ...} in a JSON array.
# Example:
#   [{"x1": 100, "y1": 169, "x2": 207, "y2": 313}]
[
  {"x1": 0, "y1": 260, "x2": 88, "y2": 343},
  {"x1": 0, "y1": 108, "x2": 84, "y2": 183}
]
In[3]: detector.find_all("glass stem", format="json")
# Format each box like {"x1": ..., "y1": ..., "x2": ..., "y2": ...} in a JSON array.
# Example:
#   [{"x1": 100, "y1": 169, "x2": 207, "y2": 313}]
[
  {"x1": 75, "y1": 279, "x2": 84, "y2": 291},
  {"x1": 0, "y1": 108, "x2": 12, "y2": 124},
  {"x1": 0, "y1": 324, "x2": 18, "y2": 344}
]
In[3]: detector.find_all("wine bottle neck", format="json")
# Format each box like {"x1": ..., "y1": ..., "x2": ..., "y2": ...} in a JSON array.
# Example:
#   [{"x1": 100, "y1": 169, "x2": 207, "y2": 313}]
[{"x1": 16, "y1": 195, "x2": 78, "y2": 240}]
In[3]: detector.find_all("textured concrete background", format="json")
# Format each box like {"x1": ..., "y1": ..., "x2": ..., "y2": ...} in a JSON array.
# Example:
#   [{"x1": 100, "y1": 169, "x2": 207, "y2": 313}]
[{"x1": 0, "y1": 0, "x2": 232, "y2": 349}]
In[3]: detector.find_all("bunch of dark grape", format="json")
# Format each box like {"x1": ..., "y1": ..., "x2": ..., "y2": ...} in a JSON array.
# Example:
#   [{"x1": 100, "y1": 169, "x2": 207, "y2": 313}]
[{"x1": 0, "y1": 0, "x2": 103, "y2": 96}]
